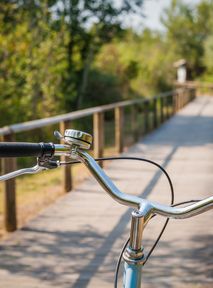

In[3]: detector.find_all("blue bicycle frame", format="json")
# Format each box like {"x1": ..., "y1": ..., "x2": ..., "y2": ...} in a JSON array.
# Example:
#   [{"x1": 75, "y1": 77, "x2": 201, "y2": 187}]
[{"x1": 123, "y1": 263, "x2": 142, "y2": 288}]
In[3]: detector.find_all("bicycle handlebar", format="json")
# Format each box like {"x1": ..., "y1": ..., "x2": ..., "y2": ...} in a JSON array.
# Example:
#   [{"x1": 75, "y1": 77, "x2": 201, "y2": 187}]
[
  {"x1": 0, "y1": 142, "x2": 55, "y2": 158},
  {"x1": 0, "y1": 130, "x2": 212, "y2": 221},
  {"x1": 77, "y1": 149, "x2": 213, "y2": 221}
]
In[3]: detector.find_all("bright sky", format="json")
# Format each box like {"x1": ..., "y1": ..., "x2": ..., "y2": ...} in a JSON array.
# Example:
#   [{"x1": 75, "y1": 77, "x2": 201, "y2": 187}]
[{"x1": 123, "y1": 0, "x2": 202, "y2": 32}]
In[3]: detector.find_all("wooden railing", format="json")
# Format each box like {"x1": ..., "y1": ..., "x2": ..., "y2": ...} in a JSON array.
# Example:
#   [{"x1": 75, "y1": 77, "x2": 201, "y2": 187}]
[
  {"x1": 176, "y1": 81, "x2": 213, "y2": 96},
  {"x1": 0, "y1": 87, "x2": 196, "y2": 232}
]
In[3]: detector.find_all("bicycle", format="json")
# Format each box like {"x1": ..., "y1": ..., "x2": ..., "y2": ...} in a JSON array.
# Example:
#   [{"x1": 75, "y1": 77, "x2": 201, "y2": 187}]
[{"x1": 0, "y1": 129, "x2": 212, "y2": 288}]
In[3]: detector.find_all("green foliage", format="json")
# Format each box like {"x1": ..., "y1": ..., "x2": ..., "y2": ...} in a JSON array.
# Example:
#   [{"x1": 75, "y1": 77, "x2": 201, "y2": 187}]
[
  {"x1": 95, "y1": 29, "x2": 173, "y2": 97},
  {"x1": 203, "y1": 36, "x2": 213, "y2": 73},
  {"x1": 0, "y1": 0, "x2": 145, "y2": 127},
  {"x1": 0, "y1": 0, "x2": 212, "y2": 131},
  {"x1": 0, "y1": 1, "x2": 67, "y2": 126},
  {"x1": 53, "y1": 0, "x2": 144, "y2": 109},
  {"x1": 201, "y1": 35, "x2": 213, "y2": 82},
  {"x1": 161, "y1": 0, "x2": 213, "y2": 78},
  {"x1": 82, "y1": 69, "x2": 122, "y2": 107}
]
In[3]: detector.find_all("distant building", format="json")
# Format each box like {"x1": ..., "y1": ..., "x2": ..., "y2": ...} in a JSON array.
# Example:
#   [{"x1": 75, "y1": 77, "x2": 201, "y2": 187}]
[{"x1": 174, "y1": 59, "x2": 187, "y2": 83}]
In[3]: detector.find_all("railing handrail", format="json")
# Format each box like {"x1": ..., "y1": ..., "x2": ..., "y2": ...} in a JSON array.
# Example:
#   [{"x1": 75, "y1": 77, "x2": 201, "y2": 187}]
[
  {"x1": 177, "y1": 81, "x2": 213, "y2": 89},
  {"x1": 0, "y1": 90, "x2": 177, "y2": 136}
]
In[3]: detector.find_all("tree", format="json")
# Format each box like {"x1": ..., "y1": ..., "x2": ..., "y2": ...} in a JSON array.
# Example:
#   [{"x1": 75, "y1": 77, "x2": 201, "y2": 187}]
[
  {"x1": 202, "y1": 35, "x2": 213, "y2": 81},
  {"x1": 0, "y1": 1, "x2": 67, "y2": 125},
  {"x1": 161, "y1": 0, "x2": 213, "y2": 78},
  {"x1": 54, "y1": 0, "x2": 144, "y2": 109},
  {"x1": 95, "y1": 29, "x2": 174, "y2": 98}
]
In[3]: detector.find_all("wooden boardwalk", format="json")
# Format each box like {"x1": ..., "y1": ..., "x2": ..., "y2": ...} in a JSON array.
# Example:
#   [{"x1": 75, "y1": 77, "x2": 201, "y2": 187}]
[{"x1": 0, "y1": 96, "x2": 212, "y2": 288}]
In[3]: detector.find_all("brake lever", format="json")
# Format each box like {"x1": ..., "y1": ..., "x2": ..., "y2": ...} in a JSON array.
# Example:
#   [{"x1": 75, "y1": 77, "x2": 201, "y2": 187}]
[
  {"x1": 0, "y1": 157, "x2": 60, "y2": 182},
  {"x1": 0, "y1": 165, "x2": 45, "y2": 181}
]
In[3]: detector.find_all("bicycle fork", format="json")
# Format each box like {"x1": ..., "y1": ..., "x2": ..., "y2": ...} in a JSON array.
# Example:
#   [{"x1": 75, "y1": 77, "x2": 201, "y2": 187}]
[{"x1": 123, "y1": 212, "x2": 145, "y2": 288}]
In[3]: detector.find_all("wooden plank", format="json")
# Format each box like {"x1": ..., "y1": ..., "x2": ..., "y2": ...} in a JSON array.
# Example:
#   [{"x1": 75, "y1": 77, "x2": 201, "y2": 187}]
[
  {"x1": 2, "y1": 133, "x2": 17, "y2": 232},
  {"x1": 93, "y1": 112, "x2": 104, "y2": 167},
  {"x1": 115, "y1": 107, "x2": 124, "y2": 153},
  {"x1": 60, "y1": 121, "x2": 72, "y2": 193}
]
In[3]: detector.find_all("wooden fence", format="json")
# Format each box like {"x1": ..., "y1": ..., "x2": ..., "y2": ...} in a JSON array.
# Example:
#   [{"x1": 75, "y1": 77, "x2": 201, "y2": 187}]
[
  {"x1": 177, "y1": 81, "x2": 213, "y2": 96},
  {"x1": 0, "y1": 87, "x2": 196, "y2": 232}
]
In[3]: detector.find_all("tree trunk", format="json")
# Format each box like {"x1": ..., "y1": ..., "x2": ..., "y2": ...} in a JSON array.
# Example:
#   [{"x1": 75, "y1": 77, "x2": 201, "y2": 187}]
[{"x1": 76, "y1": 44, "x2": 94, "y2": 109}]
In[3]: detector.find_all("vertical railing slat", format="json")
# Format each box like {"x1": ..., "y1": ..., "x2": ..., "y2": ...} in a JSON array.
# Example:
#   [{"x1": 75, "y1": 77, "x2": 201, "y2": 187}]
[
  {"x1": 160, "y1": 97, "x2": 164, "y2": 123},
  {"x1": 115, "y1": 107, "x2": 124, "y2": 153},
  {"x1": 166, "y1": 96, "x2": 170, "y2": 119},
  {"x1": 131, "y1": 105, "x2": 138, "y2": 142},
  {"x1": 3, "y1": 133, "x2": 17, "y2": 232},
  {"x1": 172, "y1": 92, "x2": 176, "y2": 115},
  {"x1": 177, "y1": 91, "x2": 181, "y2": 111},
  {"x1": 153, "y1": 98, "x2": 158, "y2": 129},
  {"x1": 93, "y1": 112, "x2": 104, "y2": 167},
  {"x1": 60, "y1": 121, "x2": 72, "y2": 192},
  {"x1": 144, "y1": 100, "x2": 149, "y2": 134}
]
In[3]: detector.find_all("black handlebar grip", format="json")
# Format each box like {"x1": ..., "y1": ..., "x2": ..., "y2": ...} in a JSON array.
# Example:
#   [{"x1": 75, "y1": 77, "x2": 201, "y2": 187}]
[{"x1": 0, "y1": 142, "x2": 55, "y2": 158}]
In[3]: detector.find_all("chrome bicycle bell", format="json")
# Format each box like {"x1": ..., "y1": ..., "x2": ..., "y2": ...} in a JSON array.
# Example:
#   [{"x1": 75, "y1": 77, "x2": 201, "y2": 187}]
[{"x1": 64, "y1": 129, "x2": 93, "y2": 150}]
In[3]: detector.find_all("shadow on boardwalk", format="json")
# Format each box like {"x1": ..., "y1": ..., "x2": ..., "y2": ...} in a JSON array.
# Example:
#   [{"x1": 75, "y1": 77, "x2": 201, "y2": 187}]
[{"x1": 0, "y1": 96, "x2": 212, "y2": 288}]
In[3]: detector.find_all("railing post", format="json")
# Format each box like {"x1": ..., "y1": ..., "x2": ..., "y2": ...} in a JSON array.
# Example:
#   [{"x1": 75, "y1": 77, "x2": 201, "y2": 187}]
[
  {"x1": 185, "y1": 89, "x2": 188, "y2": 105},
  {"x1": 182, "y1": 89, "x2": 185, "y2": 107},
  {"x1": 160, "y1": 97, "x2": 164, "y2": 123},
  {"x1": 153, "y1": 98, "x2": 158, "y2": 129},
  {"x1": 179, "y1": 90, "x2": 182, "y2": 109},
  {"x1": 180, "y1": 89, "x2": 184, "y2": 108},
  {"x1": 185, "y1": 89, "x2": 188, "y2": 104},
  {"x1": 177, "y1": 91, "x2": 180, "y2": 111},
  {"x1": 183, "y1": 89, "x2": 186, "y2": 106},
  {"x1": 60, "y1": 121, "x2": 72, "y2": 192},
  {"x1": 93, "y1": 112, "x2": 104, "y2": 167},
  {"x1": 131, "y1": 105, "x2": 138, "y2": 142},
  {"x1": 188, "y1": 89, "x2": 191, "y2": 103},
  {"x1": 2, "y1": 133, "x2": 17, "y2": 232},
  {"x1": 172, "y1": 92, "x2": 176, "y2": 115},
  {"x1": 165, "y1": 96, "x2": 169, "y2": 119},
  {"x1": 144, "y1": 100, "x2": 149, "y2": 133},
  {"x1": 171, "y1": 94, "x2": 174, "y2": 116},
  {"x1": 115, "y1": 107, "x2": 124, "y2": 153},
  {"x1": 191, "y1": 87, "x2": 196, "y2": 100}
]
